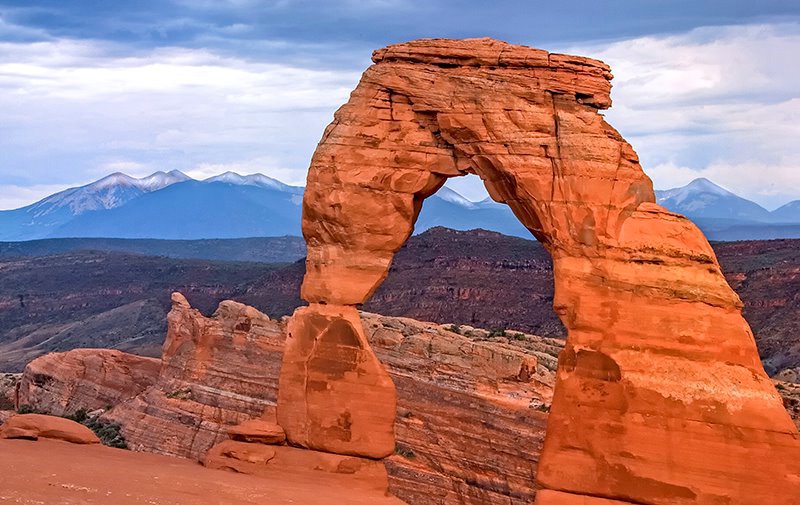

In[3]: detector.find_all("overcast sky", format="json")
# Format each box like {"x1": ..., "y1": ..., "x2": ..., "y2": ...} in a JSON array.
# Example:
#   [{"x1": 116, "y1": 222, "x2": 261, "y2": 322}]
[{"x1": 1, "y1": 1, "x2": 799, "y2": 209}]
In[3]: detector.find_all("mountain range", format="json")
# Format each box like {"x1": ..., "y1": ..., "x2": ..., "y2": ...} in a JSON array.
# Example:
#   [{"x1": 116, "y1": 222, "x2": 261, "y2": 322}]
[{"x1": 1, "y1": 171, "x2": 799, "y2": 241}]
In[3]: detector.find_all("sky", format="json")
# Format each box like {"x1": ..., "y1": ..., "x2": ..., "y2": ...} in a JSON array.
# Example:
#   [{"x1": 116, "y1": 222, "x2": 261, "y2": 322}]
[{"x1": 0, "y1": 1, "x2": 799, "y2": 210}]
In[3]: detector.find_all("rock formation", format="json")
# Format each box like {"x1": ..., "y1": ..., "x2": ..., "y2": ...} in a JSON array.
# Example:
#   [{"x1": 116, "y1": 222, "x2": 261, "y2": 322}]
[
  {"x1": 287, "y1": 37, "x2": 800, "y2": 503},
  {"x1": 0, "y1": 372, "x2": 18, "y2": 411},
  {"x1": 0, "y1": 438, "x2": 404, "y2": 505},
  {"x1": 0, "y1": 413, "x2": 100, "y2": 444},
  {"x1": 278, "y1": 304, "x2": 397, "y2": 458},
  {"x1": 103, "y1": 293, "x2": 286, "y2": 457},
  {"x1": 21, "y1": 295, "x2": 561, "y2": 503},
  {"x1": 16, "y1": 349, "x2": 159, "y2": 415}
]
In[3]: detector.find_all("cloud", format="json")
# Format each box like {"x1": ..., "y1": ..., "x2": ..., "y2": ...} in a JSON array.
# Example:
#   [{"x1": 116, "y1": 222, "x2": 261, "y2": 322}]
[
  {"x1": 1, "y1": 17, "x2": 799, "y2": 212},
  {"x1": 184, "y1": 156, "x2": 306, "y2": 185},
  {"x1": 560, "y1": 22, "x2": 800, "y2": 209},
  {"x1": 0, "y1": 38, "x2": 361, "y2": 208}
]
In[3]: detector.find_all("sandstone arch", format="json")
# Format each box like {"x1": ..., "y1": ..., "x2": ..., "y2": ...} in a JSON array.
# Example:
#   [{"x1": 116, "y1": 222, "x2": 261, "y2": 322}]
[{"x1": 277, "y1": 38, "x2": 800, "y2": 504}]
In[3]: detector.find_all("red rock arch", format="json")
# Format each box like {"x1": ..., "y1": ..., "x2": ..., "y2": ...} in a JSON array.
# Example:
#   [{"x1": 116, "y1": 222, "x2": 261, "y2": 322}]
[{"x1": 277, "y1": 38, "x2": 800, "y2": 504}]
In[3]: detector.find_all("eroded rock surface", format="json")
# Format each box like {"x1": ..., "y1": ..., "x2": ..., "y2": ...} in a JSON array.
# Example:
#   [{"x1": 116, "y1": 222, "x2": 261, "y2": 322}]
[
  {"x1": 0, "y1": 413, "x2": 100, "y2": 444},
  {"x1": 102, "y1": 293, "x2": 286, "y2": 458},
  {"x1": 17, "y1": 349, "x2": 159, "y2": 416},
  {"x1": 0, "y1": 372, "x2": 19, "y2": 411},
  {"x1": 22, "y1": 295, "x2": 559, "y2": 503},
  {"x1": 294, "y1": 37, "x2": 800, "y2": 504}
]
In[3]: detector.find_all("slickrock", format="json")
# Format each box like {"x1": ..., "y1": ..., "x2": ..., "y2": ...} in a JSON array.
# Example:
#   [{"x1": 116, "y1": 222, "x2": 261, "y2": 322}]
[
  {"x1": 294, "y1": 37, "x2": 800, "y2": 504},
  {"x1": 17, "y1": 349, "x2": 159, "y2": 416},
  {"x1": 0, "y1": 438, "x2": 404, "y2": 505},
  {"x1": 0, "y1": 413, "x2": 100, "y2": 444},
  {"x1": 205, "y1": 441, "x2": 391, "y2": 496},
  {"x1": 22, "y1": 294, "x2": 560, "y2": 503},
  {"x1": 228, "y1": 418, "x2": 286, "y2": 444},
  {"x1": 104, "y1": 292, "x2": 286, "y2": 458}
]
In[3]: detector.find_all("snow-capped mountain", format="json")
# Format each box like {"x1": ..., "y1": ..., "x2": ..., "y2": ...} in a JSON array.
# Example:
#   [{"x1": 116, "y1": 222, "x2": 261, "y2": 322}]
[
  {"x1": 772, "y1": 200, "x2": 800, "y2": 223},
  {"x1": 205, "y1": 172, "x2": 304, "y2": 194},
  {"x1": 0, "y1": 170, "x2": 310, "y2": 241},
  {"x1": 50, "y1": 180, "x2": 304, "y2": 240},
  {"x1": 434, "y1": 186, "x2": 479, "y2": 209},
  {"x1": 655, "y1": 178, "x2": 773, "y2": 222},
  {"x1": 3, "y1": 172, "x2": 799, "y2": 242},
  {"x1": 0, "y1": 170, "x2": 192, "y2": 241},
  {"x1": 30, "y1": 170, "x2": 191, "y2": 217}
]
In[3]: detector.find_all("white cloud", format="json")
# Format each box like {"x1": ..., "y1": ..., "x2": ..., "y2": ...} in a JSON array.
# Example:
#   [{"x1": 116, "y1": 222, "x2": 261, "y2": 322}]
[
  {"x1": 0, "y1": 38, "x2": 361, "y2": 208},
  {"x1": 560, "y1": 22, "x2": 800, "y2": 209},
  {"x1": 2, "y1": 22, "x2": 799, "y2": 212}
]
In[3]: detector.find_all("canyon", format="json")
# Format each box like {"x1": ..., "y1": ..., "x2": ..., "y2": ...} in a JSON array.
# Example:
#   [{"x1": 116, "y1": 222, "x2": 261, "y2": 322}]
[{"x1": 2, "y1": 229, "x2": 799, "y2": 381}]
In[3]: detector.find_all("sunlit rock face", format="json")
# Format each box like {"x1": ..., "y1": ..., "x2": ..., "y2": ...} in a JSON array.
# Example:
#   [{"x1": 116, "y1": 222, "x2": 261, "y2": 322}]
[{"x1": 287, "y1": 37, "x2": 800, "y2": 504}]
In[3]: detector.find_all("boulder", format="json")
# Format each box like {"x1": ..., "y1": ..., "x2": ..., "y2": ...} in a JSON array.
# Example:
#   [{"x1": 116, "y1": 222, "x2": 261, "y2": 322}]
[
  {"x1": 17, "y1": 349, "x2": 159, "y2": 416},
  {"x1": 228, "y1": 419, "x2": 286, "y2": 445},
  {"x1": 0, "y1": 414, "x2": 99, "y2": 444}
]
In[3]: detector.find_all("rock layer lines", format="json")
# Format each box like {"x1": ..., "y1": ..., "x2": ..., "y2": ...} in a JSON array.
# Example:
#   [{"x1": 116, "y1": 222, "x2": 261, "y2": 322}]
[{"x1": 287, "y1": 37, "x2": 800, "y2": 504}]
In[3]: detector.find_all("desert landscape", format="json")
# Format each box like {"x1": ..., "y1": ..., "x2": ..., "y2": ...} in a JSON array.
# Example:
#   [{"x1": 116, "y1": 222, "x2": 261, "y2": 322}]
[{"x1": 2, "y1": 3, "x2": 800, "y2": 505}]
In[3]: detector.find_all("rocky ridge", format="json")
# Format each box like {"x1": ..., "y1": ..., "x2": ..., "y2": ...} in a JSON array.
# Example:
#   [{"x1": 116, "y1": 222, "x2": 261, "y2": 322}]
[
  {"x1": 294, "y1": 37, "x2": 799, "y2": 504},
  {"x1": 20, "y1": 294, "x2": 560, "y2": 504},
  {"x1": 14, "y1": 294, "x2": 800, "y2": 503}
]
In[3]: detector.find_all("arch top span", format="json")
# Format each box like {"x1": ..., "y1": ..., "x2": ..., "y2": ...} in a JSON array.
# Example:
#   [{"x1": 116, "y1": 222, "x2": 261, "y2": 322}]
[
  {"x1": 302, "y1": 37, "x2": 652, "y2": 306},
  {"x1": 277, "y1": 38, "x2": 800, "y2": 505}
]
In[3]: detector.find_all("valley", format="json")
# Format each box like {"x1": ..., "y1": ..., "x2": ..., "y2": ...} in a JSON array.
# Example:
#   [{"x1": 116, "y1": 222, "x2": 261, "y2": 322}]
[{"x1": 1, "y1": 228, "x2": 798, "y2": 382}]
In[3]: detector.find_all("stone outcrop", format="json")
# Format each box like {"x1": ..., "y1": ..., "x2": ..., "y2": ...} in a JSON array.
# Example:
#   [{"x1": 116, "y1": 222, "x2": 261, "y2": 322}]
[
  {"x1": 228, "y1": 418, "x2": 286, "y2": 444},
  {"x1": 0, "y1": 372, "x2": 19, "y2": 411},
  {"x1": 103, "y1": 293, "x2": 286, "y2": 458},
  {"x1": 291, "y1": 37, "x2": 800, "y2": 504},
  {"x1": 17, "y1": 349, "x2": 159, "y2": 416},
  {"x1": 22, "y1": 295, "x2": 560, "y2": 503},
  {"x1": 0, "y1": 438, "x2": 404, "y2": 505},
  {"x1": 0, "y1": 413, "x2": 100, "y2": 444}
]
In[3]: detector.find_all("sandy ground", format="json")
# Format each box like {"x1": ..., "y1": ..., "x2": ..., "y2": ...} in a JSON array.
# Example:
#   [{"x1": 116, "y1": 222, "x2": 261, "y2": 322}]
[{"x1": 0, "y1": 439, "x2": 405, "y2": 505}]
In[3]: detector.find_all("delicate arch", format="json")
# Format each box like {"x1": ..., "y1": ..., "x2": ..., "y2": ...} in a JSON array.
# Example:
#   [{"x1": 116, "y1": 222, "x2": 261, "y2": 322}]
[{"x1": 277, "y1": 38, "x2": 799, "y2": 504}]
